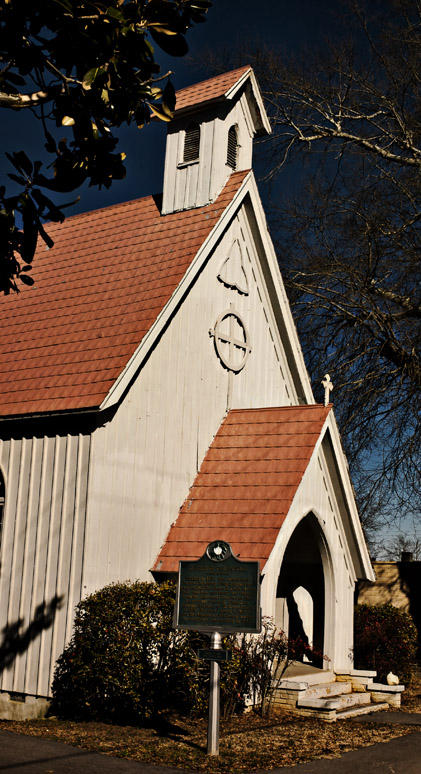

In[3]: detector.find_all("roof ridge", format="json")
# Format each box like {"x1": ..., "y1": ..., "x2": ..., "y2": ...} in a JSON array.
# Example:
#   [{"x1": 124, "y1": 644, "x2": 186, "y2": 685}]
[
  {"x1": 45, "y1": 168, "x2": 250, "y2": 229},
  {"x1": 228, "y1": 404, "x2": 329, "y2": 413}
]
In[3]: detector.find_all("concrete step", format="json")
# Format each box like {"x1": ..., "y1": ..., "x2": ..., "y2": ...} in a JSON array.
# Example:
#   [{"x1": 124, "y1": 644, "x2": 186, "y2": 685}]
[
  {"x1": 303, "y1": 681, "x2": 352, "y2": 700},
  {"x1": 300, "y1": 670, "x2": 335, "y2": 685},
  {"x1": 275, "y1": 664, "x2": 335, "y2": 686},
  {"x1": 336, "y1": 701, "x2": 390, "y2": 720},
  {"x1": 298, "y1": 691, "x2": 371, "y2": 712}
]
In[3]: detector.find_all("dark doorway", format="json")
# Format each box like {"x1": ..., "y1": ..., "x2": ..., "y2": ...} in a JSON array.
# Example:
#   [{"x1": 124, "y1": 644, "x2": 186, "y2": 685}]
[{"x1": 276, "y1": 514, "x2": 326, "y2": 667}]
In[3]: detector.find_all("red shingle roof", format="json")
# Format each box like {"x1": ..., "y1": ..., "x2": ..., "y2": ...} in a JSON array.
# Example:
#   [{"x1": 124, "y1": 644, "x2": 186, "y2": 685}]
[
  {"x1": 153, "y1": 404, "x2": 331, "y2": 573},
  {"x1": 175, "y1": 65, "x2": 251, "y2": 113},
  {"x1": 0, "y1": 170, "x2": 248, "y2": 417}
]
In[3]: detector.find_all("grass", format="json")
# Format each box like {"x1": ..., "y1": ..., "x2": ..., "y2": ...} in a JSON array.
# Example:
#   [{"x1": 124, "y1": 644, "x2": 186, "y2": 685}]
[{"x1": 1, "y1": 693, "x2": 420, "y2": 773}]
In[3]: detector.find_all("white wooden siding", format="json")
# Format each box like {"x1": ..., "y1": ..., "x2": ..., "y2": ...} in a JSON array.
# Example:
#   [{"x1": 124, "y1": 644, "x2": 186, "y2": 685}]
[
  {"x1": 0, "y1": 433, "x2": 90, "y2": 697},
  {"x1": 162, "y1": 93, "x2": 254, "y2": 214},
  {"x1": 83, "y1": 200, "x2": 296, "y2": 595}
]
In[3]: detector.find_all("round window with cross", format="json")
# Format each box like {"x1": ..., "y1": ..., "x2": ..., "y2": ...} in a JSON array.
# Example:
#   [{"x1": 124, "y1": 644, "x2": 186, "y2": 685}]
[{"x1": 209, "y1": 307, "x2": 251, "y2": 372}]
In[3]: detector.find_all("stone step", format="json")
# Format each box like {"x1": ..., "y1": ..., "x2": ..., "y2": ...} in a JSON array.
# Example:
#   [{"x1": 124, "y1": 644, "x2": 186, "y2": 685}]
[
  {"x1": 301, "y1": 670, "x2": 336, "y2": 685},
  {"x1": 298, "y1": 691, "x2": 371, "y2": 712},
  {"x1": 275, "y1": 667, "x2": 335, "y2": 686},
  {"x1": 336, "y1": 701, "x2": 390, "y2": 720},
  {"x1": 303, "y1": 681, "x2": 352, "y2": 700}
]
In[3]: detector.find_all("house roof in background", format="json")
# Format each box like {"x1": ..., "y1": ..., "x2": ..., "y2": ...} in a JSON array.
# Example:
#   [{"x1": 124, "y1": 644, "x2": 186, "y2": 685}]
[
  {"x1": 0, "y1": 170, "x2": 248, "y2": 418},
  {"x1": 153, "y1": 404, "x2": 331, "y2": 573}
]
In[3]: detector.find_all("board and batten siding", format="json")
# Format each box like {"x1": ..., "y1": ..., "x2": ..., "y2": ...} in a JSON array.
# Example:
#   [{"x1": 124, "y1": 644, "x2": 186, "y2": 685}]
[
  {"x1": 0, "y1": 433, "x2": 90, "y2": 697},
  {"x1": 83, "y1": 201, "x2": 298, "y2": 595}
]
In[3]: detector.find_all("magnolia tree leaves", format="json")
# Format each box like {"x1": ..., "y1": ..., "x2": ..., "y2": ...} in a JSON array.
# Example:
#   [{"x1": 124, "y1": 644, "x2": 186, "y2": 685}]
[{"x1": 0, "y1": 0, "x2": 212, "y2": 293}]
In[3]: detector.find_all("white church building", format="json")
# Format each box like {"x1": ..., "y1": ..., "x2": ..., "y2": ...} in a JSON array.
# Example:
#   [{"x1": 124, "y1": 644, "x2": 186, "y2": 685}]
[{"x1": 0, "y1": 66, "x2": 385, "y2": 719}]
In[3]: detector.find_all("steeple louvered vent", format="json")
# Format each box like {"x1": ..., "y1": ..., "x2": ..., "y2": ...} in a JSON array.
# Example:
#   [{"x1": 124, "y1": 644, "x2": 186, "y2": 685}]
[
  {"x1": 227, "y1": 125, "x2": 238, "y2": 170},
  {"x1": 183, "y1": 122, "x2": 200, "y2": 162}
]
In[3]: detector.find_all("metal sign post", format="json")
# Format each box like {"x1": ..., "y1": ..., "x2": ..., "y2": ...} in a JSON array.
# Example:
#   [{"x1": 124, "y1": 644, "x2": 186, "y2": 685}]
[
  {"x1": 207, "y1": 632, "x2": 221, "y2": 756},
  {"x1": 174, "y1": 540, "x2": 261, "y2": 757}
]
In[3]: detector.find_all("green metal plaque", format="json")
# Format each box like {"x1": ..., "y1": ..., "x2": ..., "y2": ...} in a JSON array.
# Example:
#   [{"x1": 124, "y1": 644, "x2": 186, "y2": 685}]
[{"x1": 174, "y1": 541, "x2": 261, "y2": 633}]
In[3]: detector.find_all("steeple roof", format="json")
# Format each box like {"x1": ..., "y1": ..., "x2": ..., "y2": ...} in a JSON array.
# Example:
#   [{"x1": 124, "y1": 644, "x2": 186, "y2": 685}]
[
  {"x1": 175, "y1": 65, "x2": 252, "y2": 112},
  {"x1": 174, "y1": 65, "x2": 271, "y2": 135}
]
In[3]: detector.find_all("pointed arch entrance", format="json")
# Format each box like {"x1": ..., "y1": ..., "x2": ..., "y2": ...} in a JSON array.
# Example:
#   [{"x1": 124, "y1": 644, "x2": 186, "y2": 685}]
[{"x1": 275, "y1": 513, "x2": 335, "y2": 669}]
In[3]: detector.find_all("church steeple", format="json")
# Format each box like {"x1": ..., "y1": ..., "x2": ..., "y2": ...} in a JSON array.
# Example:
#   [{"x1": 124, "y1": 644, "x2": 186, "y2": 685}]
[{"x1": 161, "y1": 66, "x2": 271, "y2": 215}]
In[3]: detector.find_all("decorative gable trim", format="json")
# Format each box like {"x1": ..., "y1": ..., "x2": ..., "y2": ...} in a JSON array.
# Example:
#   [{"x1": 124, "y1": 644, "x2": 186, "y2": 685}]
[
  {"x1": 227, "y1": 69, "x2": 272, "y2": 136},
  {"x1": 100, "y1": 170, "x2": 314, "y2": 413},
  {"x1": 324, "y1": 411, "x2": 375, "y2": 581},
  {"x1": 217, "y1": 238, "x2": 249, "y2": 295},
  {"x1": 260, "y1": 409, "x2": 374, "y2": 584}
]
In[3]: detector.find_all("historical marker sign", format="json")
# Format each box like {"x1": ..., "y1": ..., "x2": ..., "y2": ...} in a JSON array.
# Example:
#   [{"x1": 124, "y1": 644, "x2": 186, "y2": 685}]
[
  {"x1": 174, "y1": 541, "x2": 261, "y2": 757},
  {"x1": 174, "y1": 540, "x2": 261, "y2": 633}
]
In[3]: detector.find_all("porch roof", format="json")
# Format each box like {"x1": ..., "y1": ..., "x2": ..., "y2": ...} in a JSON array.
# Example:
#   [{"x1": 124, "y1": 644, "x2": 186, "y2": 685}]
[{"x1": 153, "y1": 404, "x2": 331, "y2": 574}]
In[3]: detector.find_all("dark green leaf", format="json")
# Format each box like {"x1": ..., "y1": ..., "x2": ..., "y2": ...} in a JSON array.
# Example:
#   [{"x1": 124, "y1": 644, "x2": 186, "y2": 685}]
[
  {"x1": 82, "y1": 67, "x2": 104, "y2": 90},
  {"x1": 4, "y1": 72, "x2": 26, "y2": 86},
  {"x1": 51, "y1": 0, "x2": 73, "y2": 11},
  {"x1": 149, "y1": 102, "x2": 172, "y2": 122},
  {"x1": 162, "y1": 80, "x2": 176, "y2": 112},
  {"x1": 4, "y1": 195, "x2": 20, "y2": 208},
  {"x1": 22, "y1": 197, "x2": 38, "y2": 262},
  {"x1": 149, "y1": 29, "x2": 188, "y2": 57},
  {"x1": 44, "y1": 131, "x2": 57, "y2": 154},
  {"x1": 60, "y1": 196, "x2": 80, "y2": 210},
  {"x1": 38, "y1": 223, "x2": 54, "y2": 249},
  {"x1": 19, "y1": 273, "x2": 35, "y2": 286},
  {"x1": 32, "y1": 189, "x2": 65, "y2": 222},
  {"x1": 13, "y1": 150, "x2": 33, "y2": 176},
  {"x1": 7, "y1": 173, "x2": 27, "y2": 186},
  {"x1": 106, "y1": 7, "x2": 124, "y2": 21}
]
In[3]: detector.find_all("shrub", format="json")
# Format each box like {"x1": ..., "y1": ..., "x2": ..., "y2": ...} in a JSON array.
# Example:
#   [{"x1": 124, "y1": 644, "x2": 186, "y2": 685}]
[
  {"x1": 52, "y1": 581, "x2": 188, "y2": 722},
  {"x1": 52, "y1": 581, "x2": 291, "y2": 723},
  {"x1": 52, "y1": 580, "x2": 322, "y2": 723},
  {"x1": 354, "y1": 603, "x2": 418, "y2": 683}
]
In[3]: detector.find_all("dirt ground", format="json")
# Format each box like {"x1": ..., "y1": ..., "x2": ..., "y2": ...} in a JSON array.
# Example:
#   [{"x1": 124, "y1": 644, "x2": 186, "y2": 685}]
[
  {"x1": 0, "y1": 681, "x2": 420, "y2": 772},
  {"x1": 400, "y1": 678, "x2": 421, "y2": 713}
]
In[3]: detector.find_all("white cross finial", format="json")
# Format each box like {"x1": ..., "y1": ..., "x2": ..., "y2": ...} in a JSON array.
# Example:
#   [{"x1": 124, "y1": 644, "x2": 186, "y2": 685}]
[{"x1": 322, "y1": 374, "x2": 333, "y2": 406}]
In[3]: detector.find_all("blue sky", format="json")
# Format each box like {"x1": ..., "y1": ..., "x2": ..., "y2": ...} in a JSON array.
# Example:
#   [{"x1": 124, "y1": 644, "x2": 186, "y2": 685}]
[{"x1": 0, "y1": 0, "x2": 337, "y2": 213}]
